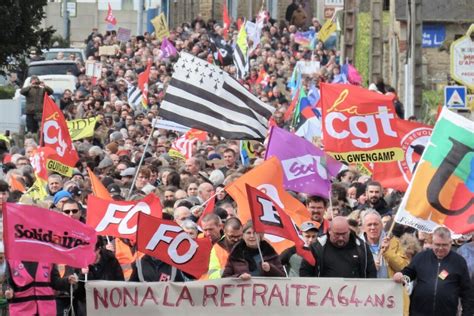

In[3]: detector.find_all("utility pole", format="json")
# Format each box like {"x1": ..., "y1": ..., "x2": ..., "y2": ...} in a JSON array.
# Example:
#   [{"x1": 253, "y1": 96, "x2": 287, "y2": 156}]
[
  {"x1": 343, "y1": 0, "x2": 358, "y2": 63},
  {"x1": 405, "y1": 0, "x2": 422, "y2": 118},
  {"x1": 369, "y1": 0, "x2": 383, "y2": 83},
  {"x1": 62, "y1": 0, "x2": 69, "y2": 43},
  {"x1": 137, "y1": 0, "x2": 144, "y2": 35}
]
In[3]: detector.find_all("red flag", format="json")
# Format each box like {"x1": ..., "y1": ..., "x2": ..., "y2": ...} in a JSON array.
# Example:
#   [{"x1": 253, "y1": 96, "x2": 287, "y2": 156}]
[
  {"x1": 87, "y1": 167, "x2": 112, "y2": 200},
  {"x1": 284, "y1": 87, "x2": 300, "y2": 122},
  {"x1": 372, "y1": 119, "x2": 433, "y2": 192},
  {"x1": 138, "y1": 62, "x2": 151, "y2": 107},
  {"x1": 222, "y1": 1, "x2": 231, "y2": 37},
  {"x1": 320, "y1": 83, "x2": 403, "y2": 163},
  {"x1": 105, "y1": 2, "x2": 117, "y2": 26},
  {"x1": 40, "y1": 95, "x2": 79, "y2": 177},
  {"x1": 246, "y1": 184, "x2": 315, "y2": 265},
  {"x1": 136, "y1": 213, "x2": 212, "y2": 278},
  {"x1": 197, "y1": 196, "x2": 216, "y2": 228},
  {"x1": 30, "y1": 147, "x2": 55, "y2": 180},
  {"x1": 86, "y1": 193, "x2": 162, "y2": 240},
  {"x1": 3, "y1": 203, "x2": 97, "y2": 268}
]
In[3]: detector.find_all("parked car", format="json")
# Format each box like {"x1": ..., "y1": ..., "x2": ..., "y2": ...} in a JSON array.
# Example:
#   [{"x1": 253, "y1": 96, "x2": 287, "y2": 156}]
[
  {"x1": 27, "y1": 60, "x2": 80, "y2": 77},
  {"x1": 42, "y1": 48, "x2": 86, "y2": 64}
]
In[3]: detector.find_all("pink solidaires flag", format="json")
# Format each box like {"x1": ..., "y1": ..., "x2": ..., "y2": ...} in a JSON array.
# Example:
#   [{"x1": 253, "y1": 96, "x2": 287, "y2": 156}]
[
  {"x1": 160, "y1": 37, "x2": 178, "y2": 58},
  {"x1": 265, "y1": 126, "x2": 345, "y2": 198},
  {"x1": 3, "y1": 203, "x2": 97, "y2": 268}
]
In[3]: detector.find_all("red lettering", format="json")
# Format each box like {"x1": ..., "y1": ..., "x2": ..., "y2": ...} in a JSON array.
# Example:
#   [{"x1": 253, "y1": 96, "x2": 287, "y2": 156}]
[
  {"x1": 252, "y1": 283, "x2": 268, "y2": 306},
  {"x1": 203, "y1": 285, "x2": 219, "y2": 306},
  {"x1": 290, "y1": 284, "x2": 307, "y2": 306},
  {"x1": 163, "y1": 285, "x2": 175, "y2": 306},
  {"x1": 176, "y1": 286, "x2": 195, "y2": 306},
  {"x1": 268, "y1": 284, "x2": 284, "y2": 306},
  {"x1": 306, "y1": 285, "x2": 320, "y2": 307},
  {"x1": 374, "y1": 294, "x2": 385, "y2": 307},
  {"x1": 140, "y1": 287, "x2": 159, "y2": 307},
  {"x1": 337, "y1": 285, "x2": 349, "y2": 306},
  {"x1": 386, "y1": 296, "x2": 395, "y2": 309},
  {"x1": 321, "y1": 288, "x2": 336, "y2": 307},
  {"x1": 110, "y1": 287, "x2": 122, "y2": 308},
  {"x1": 123, "y1": 287, "x2": 138, "y2": 307},
  {"x1": 236, "y1": 283, "x2": 251, "y2": 306},
  {"x1": 349, "y1": 285, "x2": 362, "y2": 307},
  {"x1": 93, "y1": 288, "x2": 108, "y2": 309},
  {"x1": 220, "y1": 284, "x2": 235, "y2": 307},
  {"x1": 364, "y1": 295, "x2": 375, "y2": 307},
  {"x1": 285, "y1": 284, "x2": 289, "y2": 306}
]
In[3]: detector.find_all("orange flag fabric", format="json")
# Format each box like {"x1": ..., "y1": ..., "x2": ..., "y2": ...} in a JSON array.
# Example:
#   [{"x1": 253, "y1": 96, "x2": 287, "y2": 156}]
[
  {"x1": 87, "y1": 167, "x2": 112, "y2": 200},
  {"x1": 225, "y1": 156, "x2": 309, "y2": 253},
  {"x1": 9, "y1": 176, "x2": 26, "y2": 193}
]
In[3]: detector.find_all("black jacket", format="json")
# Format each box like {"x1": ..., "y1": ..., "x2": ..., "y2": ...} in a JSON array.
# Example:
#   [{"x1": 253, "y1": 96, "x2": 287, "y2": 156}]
[
  {"x1": 401, "y1": 249, "x2": 474, "y2": 316},
  {"x1": 359, "y1": 198, "x2": 392, "y2": 216},
  {"x1": 129, "y1": 255, "x2": 185, "y2": 282},
  {"x1": 299, "y1": 233, "x2": 377, "y2": 278}
]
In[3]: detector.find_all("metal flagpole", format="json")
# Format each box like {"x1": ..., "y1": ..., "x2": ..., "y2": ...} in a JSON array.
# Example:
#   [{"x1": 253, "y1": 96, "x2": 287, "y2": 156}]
[{"x1": 127, "y1": 122, "x2": 156, "y2": 200}]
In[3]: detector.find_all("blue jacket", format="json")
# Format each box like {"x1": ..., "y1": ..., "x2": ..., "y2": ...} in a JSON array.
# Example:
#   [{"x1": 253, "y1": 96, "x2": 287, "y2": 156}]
[{"x1": 401, "y1": 249, "x2": 474, "y2": 316}]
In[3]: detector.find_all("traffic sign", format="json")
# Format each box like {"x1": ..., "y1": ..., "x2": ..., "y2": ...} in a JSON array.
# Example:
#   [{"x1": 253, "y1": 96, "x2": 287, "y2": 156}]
[
  {"x1": 444, "y1": 86, "x2": 467, "y2": 108},
  {"x1": 450, "y1": 24, "x2": 474, "y2": 90}
]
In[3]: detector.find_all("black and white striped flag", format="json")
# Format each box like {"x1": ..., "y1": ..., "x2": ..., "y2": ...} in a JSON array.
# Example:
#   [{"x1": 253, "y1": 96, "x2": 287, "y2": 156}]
[
  {"x1": 160, "y1": 52, "x2": 274, "y2": 140},
  {"x1": 126, "y1": 82, "x2": 142, "y2": 110}
]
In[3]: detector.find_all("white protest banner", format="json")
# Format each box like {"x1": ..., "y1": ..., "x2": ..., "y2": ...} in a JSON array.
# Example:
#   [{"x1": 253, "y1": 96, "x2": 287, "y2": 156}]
[
  {"x1": 86, "y1": 278, "x2": 403, "y2": 316},
  {"x1": 153, "y1": 119, "x2": 190, "y2": 133},
  {"x1": 296, "y1": 61, "x2": 320, "y2": 75}
]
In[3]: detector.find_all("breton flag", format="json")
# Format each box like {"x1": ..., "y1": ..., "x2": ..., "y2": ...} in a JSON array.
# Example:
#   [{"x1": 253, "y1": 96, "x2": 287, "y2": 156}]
[
  {"x1": 160, "y1": 52, "x2": 274, "y2": 140},
  {"x1": 126, "y1": 80, "x2": 142, "y2": 109},
  {"x1": 233, "y1": 21, "x2": 249, "y2": 79}
]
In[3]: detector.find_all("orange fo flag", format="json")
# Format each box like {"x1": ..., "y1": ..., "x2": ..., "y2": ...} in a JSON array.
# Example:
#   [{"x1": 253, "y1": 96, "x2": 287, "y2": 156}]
[
  {"x1": 87, "y1": 167, "x2": 112, "y2": 200},
  {"x1": 9, "y1": 176, "x2": 26, "y2": 193},
  {"x1": 225, "y1": 156, "x2": 310, "y2": 253}
]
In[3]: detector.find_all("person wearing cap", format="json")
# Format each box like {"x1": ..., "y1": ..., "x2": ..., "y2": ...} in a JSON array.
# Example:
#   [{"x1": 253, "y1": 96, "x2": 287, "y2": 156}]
[
  {"x1": 280, "y1": 221, "x2": 318, "y2": 277},
  {"x1": 207, "y1": 217, "x2": 243, "y2": 279},
  {"x1": 300, "y1": 216, "x2": 377, "y2": 278},
  {"x1": 120, "y1": 167, "x2": 136, "y2": 187},
  {"x1": 20, "y1": 75, "x2": 53, "y2": 134},
  {"x1": 52, "y1": 190, "x2": 73, "y2": 211},
  {"x1": 107, "y1": 183, "x2": 122, "y2": 199}
]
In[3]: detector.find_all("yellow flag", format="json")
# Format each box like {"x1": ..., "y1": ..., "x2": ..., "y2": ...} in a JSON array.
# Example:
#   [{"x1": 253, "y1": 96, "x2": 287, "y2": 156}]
[
  {"x1": 0, "y1": 134, "x2": 10, "y2": 145},
  {"x1": 21, "y1": 177, "x2": 48, "y2": 203},
  {"x1": 67, "y1": 116, "x2": 98, "y2": 141},
  {"x1": 236, "y1": 22, "x2": 249, "y2": 56},
  {"x1": 152, "y1": 13, "x2": 170, "y2": 40},
  {"x1": 318, "y1": 16, "x2": 337, "y2": 43}
]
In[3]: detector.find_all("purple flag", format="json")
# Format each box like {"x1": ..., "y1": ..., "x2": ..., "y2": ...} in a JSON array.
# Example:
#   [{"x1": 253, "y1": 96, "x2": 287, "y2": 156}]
[
  {"x1": 265, "y1": 126, "x2": 345, "y2": 198},
  {"x1": 160, "y1": 37, "x2": 177, "y2": 58}
]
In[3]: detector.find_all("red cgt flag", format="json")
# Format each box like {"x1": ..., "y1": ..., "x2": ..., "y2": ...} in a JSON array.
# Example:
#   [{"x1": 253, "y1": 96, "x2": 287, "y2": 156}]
[
  {"x1": 86, "y1": 193, "x2": 162, "y2": 240},
  {"x1": 246, "y1": 184, "x2": 315, "y2": 266},
  {"x1": 138, "y1": 62, "x2": 151, "y2": 107},
  {"x1": 105, "y1": 2, "x2": 117, "y2": 25},
  {"x1": 320, "y1": 83, "x2": 403, "y2": 163},
  {"x1": 40, "y1": 95, "x2": 79, "y2": 177},
  {"x1": 372, "y1": 119, "x2": 433, "y2": 192},
  {"x1": 136, "y1": 213, "x2": 212, "y2": 279}
]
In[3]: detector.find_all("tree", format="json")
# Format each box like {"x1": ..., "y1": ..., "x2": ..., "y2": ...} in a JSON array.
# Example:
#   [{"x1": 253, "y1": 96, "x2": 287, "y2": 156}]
[{"x1": 0, "y1": 1, "x2": 55, "y2": 73}]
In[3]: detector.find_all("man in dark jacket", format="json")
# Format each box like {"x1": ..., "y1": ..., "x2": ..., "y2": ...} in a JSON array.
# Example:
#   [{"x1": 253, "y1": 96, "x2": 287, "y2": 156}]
[
  {"x1": 393, "y1": 227, "x2": 473, "y2": 316},
  {"x1": 129, "y1": 255, "x2": 185, "y2": 282},
  {"x1": 300, "y1": 216, "x2": 377, "y2": 278},
  {"x1": 358, "y1": 181, "x2": 392, "y2": 216},
  {"x1": 20, "y1": 75, "x2": 53, "y2": 133}
]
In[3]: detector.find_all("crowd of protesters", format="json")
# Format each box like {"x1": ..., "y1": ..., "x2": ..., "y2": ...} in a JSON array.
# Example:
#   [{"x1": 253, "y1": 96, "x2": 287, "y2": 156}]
[{"x1": 0, "y1": 2, "x2": 473, "y2": 315}]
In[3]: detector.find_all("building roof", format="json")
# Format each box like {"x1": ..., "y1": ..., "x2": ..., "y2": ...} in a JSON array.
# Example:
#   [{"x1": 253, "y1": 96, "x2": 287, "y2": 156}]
[{"x1": 396, "y1": 0, "x2": 474, "y2": 23}]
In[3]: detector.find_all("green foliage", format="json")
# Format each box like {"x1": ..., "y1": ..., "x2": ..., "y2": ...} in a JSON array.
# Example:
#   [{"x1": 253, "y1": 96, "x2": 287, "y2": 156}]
[
  {"x1": 0, "y1": 86, "x2": 15, "y2": 99},
  {"x1": 355, "y1": 13, "x2": 370, "y2": 87},
  {"x1": 0, "y1": 1, "x2": 55, "y2": 74},
  {"x1": 422, "y1": 89, "x2": 443, "y2": 125}
]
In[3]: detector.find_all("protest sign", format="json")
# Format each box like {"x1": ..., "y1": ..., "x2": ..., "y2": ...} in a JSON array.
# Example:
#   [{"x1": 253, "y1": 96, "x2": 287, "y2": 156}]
[
  {"x1": 86, "y1": 278, "x2": 403, "y2": 316},
  {"x1": 117, "y1": 27, "x2": 131, "y2": 42},
  {"x1": 67, "y1": 116, "x2": 98, "y2": 140},
  {"x1": 99, "y1": 45, "x2": 119, "y2": 56}
]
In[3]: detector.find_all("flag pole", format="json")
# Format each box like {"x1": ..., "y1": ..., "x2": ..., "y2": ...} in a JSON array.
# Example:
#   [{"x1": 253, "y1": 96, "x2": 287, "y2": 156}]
[
  {"x1": 254, "y1": 232, "x2": 265, "y2": 263},
  {"x1": 127, "y1": 123, "x2": 156, "y2": 200}
]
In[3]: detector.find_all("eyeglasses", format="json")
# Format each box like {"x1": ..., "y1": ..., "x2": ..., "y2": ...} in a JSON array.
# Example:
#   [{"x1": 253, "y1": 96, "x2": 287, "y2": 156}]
[{"x1": 63, "y1": 209, "x2": 80, "y2": 215}]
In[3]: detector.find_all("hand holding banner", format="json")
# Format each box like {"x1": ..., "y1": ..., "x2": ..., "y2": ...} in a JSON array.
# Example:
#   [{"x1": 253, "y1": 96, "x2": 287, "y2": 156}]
[
  {"x1": 136, "y1": 213, "x2": 212, "y2": 278},
  {"x1": 86, "y1": 193, "x2": 163, "y2": 240},
  {"x1": 4, "y1": 203, "x2": 97, "y2": 268}
]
